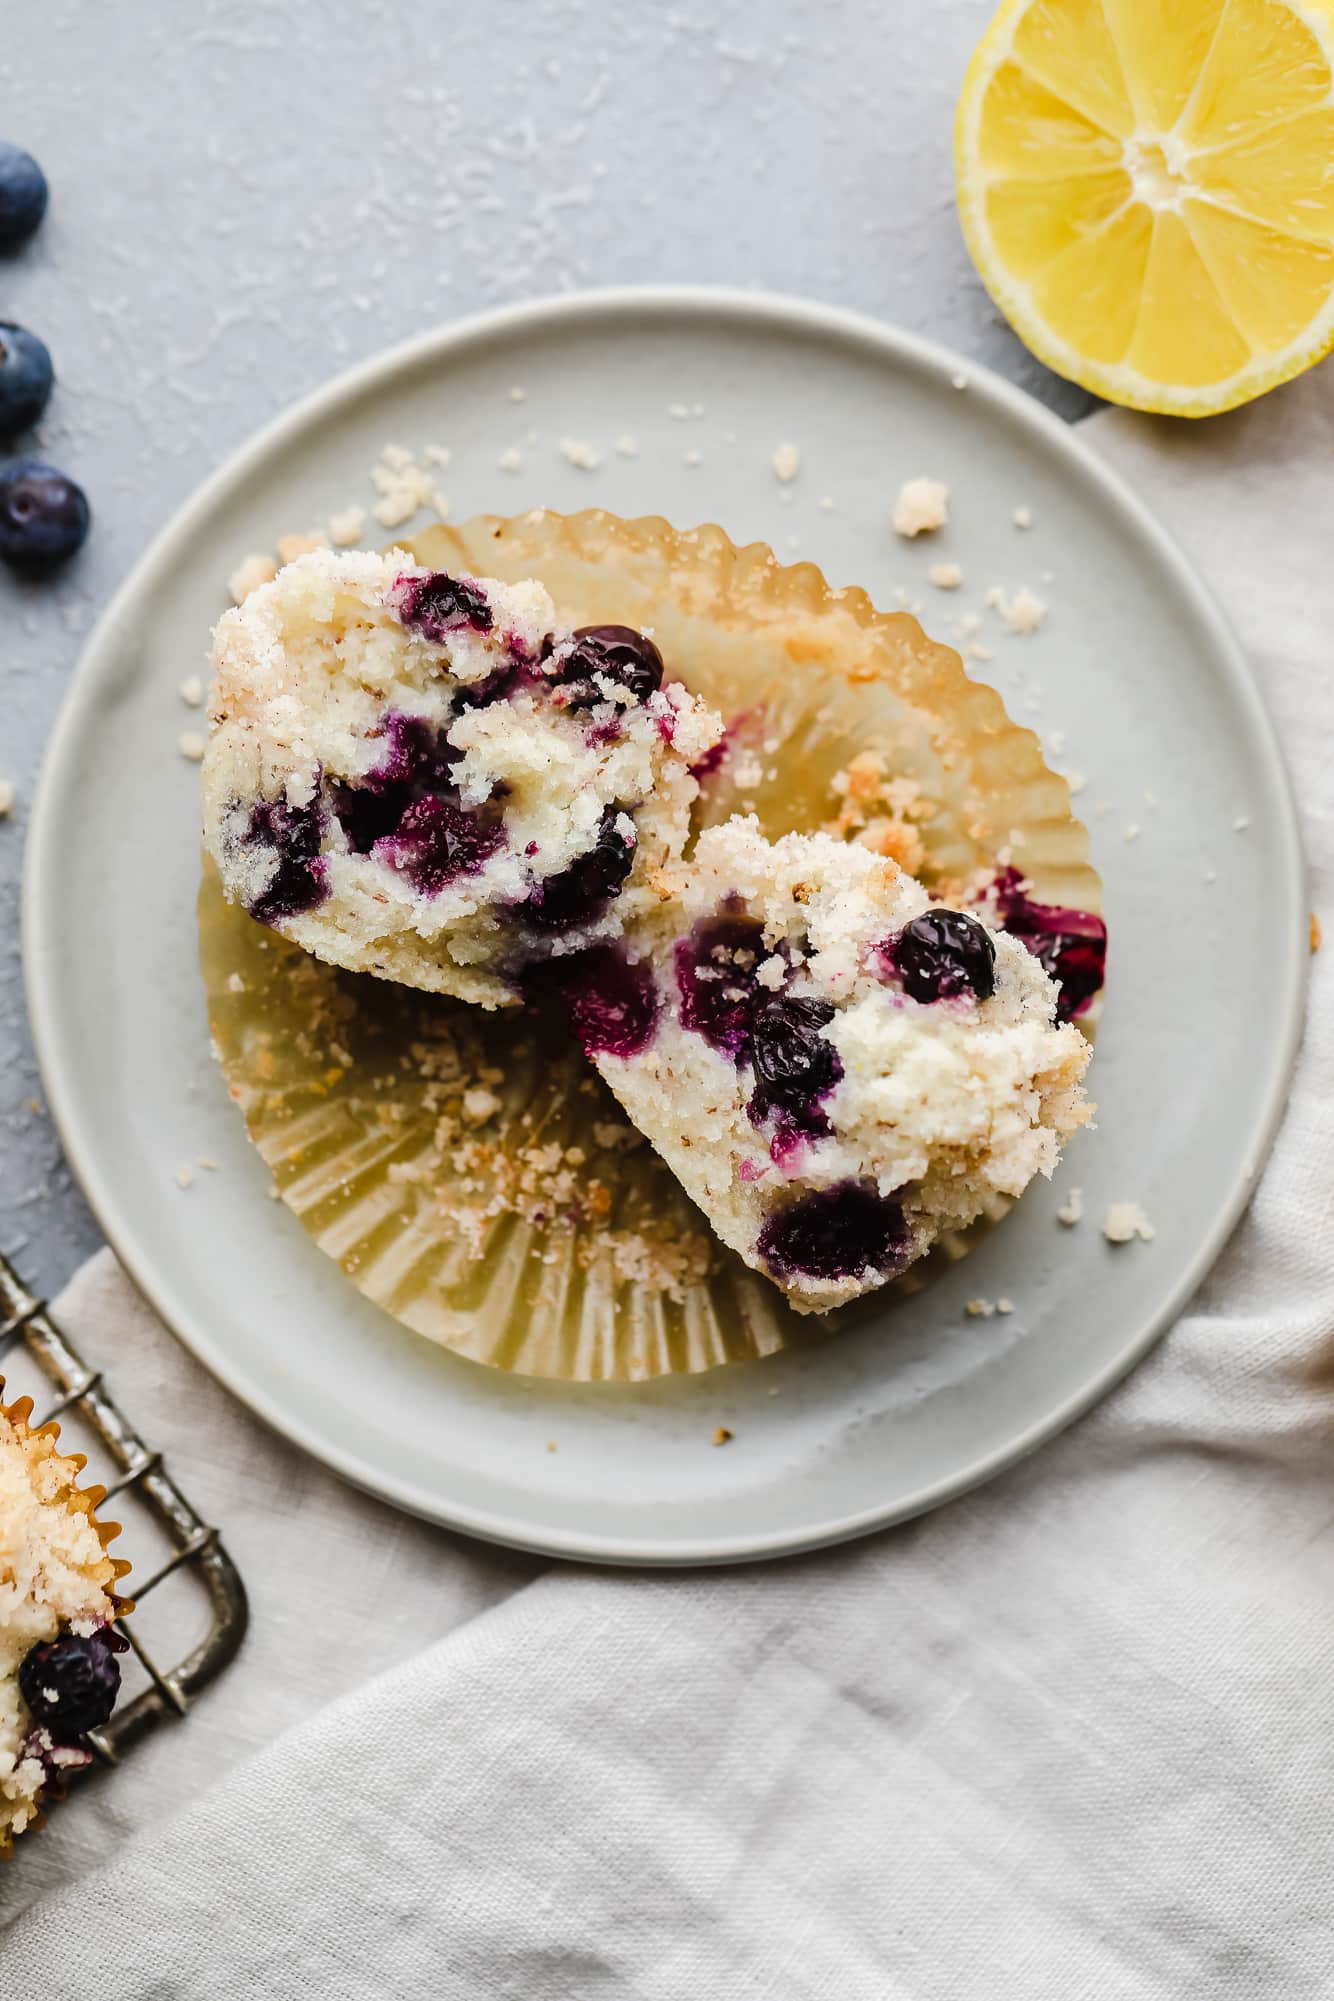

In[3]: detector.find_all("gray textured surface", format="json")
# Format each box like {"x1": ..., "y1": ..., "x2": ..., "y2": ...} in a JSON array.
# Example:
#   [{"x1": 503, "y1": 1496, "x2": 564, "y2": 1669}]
[{"x1": 0, "y1": 0, "x2": 1095, "y2": 1298}]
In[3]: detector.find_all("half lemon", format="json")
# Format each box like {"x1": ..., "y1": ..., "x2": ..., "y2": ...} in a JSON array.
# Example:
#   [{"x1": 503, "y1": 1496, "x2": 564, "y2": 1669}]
[{"x1": 955, "y1": 0, "x2": 1334, "y2": 415}]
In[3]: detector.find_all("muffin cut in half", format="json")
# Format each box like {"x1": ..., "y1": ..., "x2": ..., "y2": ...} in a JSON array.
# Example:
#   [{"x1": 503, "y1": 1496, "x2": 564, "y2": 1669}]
[
  {"x1": 559, "y1": 817, "x2": 1094, "y2": 1314},
  {"x1": 1, "y1": 1395, "x2": 128, "y2": 1849},
  {"x1": 202, "y1": 549, "x2": 723, "y2": 1007}
]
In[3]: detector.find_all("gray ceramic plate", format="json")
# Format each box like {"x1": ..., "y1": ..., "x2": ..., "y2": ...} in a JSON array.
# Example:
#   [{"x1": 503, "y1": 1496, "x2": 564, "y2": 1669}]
[{"x1": 24, "y1": 288, "x2": 1305, "y2": 1565}]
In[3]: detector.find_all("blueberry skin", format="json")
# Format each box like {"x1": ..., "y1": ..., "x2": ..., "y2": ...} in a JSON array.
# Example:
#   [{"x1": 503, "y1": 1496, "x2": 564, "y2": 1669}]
[
  {"x1": 0, "y1": 323, "x2": 54, "y2": 435},
  {"x1": 19, "y1": 1626, "x2": 125, "y2": 1738},
  {"x1": 0, "y1": 143, "x2": 49, "y2": 251},
  {"x1": 0, "y1": 462, "x2": 91, "y2": 572}
]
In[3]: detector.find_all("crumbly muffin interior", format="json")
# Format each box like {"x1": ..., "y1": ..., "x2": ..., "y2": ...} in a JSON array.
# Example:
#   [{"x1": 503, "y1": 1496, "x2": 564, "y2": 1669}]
[
  {"x1": 203, "y1": 550, "x2": 723, "y2": 1007},
  {"x1": 575, "y1": 817, "x2": 1093, "y2": 1313}
]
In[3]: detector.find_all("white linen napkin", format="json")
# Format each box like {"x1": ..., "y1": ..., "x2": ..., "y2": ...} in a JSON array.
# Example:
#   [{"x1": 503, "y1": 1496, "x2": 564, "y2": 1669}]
[{"x1": 3, "y1": 372, "x2": 1333, "y2": 1997}]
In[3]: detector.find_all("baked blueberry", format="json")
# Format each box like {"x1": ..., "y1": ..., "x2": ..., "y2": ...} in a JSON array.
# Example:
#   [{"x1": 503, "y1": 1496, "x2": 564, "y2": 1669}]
[
  {"x1": 395, "y1": 570, "x2": 494, "y2": 639},
  {"x1": 0, "y1": 143, "x2": 48, "y2": 251},
  {"x1": 244, "y1": 796, "x2": 329, "y2": 925},
  {"x1": 992, "y1": 867, "x2": 1107, "y2": 1023},
  {"x1": 552, "y1": 624, "x2": 664, "y2": 708},
  {"x1": 889, "y1": 909, "x2": 997, "y2": 1003},
  {"x1": 376, "y1": 793, "x2": 505, "y2": 896},
  {"x1": 757, "y1": 1183, "x2": 908, "y2": 1283},
  {"x1": 18, "y1": 1625, "x2": 126, "y2": 1738},
  {"x1": 523, "y1": 808, "x2": 635, "y2": 929},
  {"x1": 748, "y1": 993, "x2": 841, "y2": 1127},
  {"x1": 545, "y1": 944, "x2": 659, "y2": 1059},
  {"x1": 675, "y1": 914, "x2": 767, "y2": 1059},
  {"x1": 0, "y1": 323, "x2": 53, "y2": 435},
  {"x1": 0, "y1": 462, "x2": 90, "y2": 571}
]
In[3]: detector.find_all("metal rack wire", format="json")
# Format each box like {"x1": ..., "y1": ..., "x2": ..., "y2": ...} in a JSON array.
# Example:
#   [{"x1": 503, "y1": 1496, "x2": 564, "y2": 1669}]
[{"x1": 0, "y1": 1250, "x2": 247, "y2": 1771}]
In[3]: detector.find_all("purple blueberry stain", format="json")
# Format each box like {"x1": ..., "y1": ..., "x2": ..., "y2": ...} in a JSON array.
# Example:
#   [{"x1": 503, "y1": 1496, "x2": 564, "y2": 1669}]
[
  {"x1": 990, "y1": 867, "x2": 1108, "y2": 1023},
  {"x1": 883, "y1": 909, "x2": 997, "y2": 1005},
  {"x1": 243, "y1": 795, "x2": 329, "y2": 926},
  {"x1": 543, "y1": 945, "x2": 659, "y2": 1059},
  {"x1": 330, "y1": 712, "x2": 460, "y2": 854},
  {"x1": 522, "y1": 808, "x2": 636, "y2": 930},
  {"x1": 392, "y1": 569, "x2": 494, "y2": 639},
  {"x1": 757, "y1": 1182, "x2": 910, "y2": 1287}
]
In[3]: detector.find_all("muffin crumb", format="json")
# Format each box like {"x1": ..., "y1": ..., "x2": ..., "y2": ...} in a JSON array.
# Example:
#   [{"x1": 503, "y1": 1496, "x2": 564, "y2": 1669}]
[
  {"x1": 179, "y1": 675, "x2": 204, "y2": 707},
  {"x1": 178, "y1": 731, "x2": 206, "y2": 763},
  {"x1": 713, "y1": 1426, "x2": 733, "y2": 1446},
  {"x1": 1056, "y1": 1185, "x2": 1083, "y2": 1226},
  {"x1": 328, "y1": 506, "x2": 366, "y2": 547},
  {"x1": 560, "y1": 437, "x2": 601, "y2": 471},
  {"x1": 227, "y1": 553, "x2": 277, "y2": 604},
  {"x1": 1104, "y1": 1201, "x2": 1155, "y2": 1244},
  {"x1": 893, "y1": 477, "x2": 949, "y2": 537},
  {"x1": 275, "y1": 531, "x2": 328, "y2": 566},
  {"x1": 928, "y1": 561, "x2": 963, "y2": 591},
  {"x1": 1310, "y1": 913, "x2": 1322, "y2": 953},
  {"x1": 1012, "y1": 505, "x2": 1034, "y2": 529},
  {"x1": 772, "y1": 442, "x2": 800, "y2": 483}
]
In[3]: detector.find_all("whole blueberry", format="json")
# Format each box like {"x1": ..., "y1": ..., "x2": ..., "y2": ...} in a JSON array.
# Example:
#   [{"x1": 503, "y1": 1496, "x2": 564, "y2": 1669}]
[
  {"x1": 554, "y1": 625, "x2": 664, "y2": 708},
  {"x1": 0, "y1": 324, "x2": 53, "y2": 435},
  {"x1": 19, "y1": 1625, "x2": 125, "y2": 1737},
  {"x1": 0, "y1": 462, "x2": 90, "y2": 572},
  {"x1": 0, "y1": 144, "x2": 48, "y2": 252},
  {"x1": 757, "y1": 1182, "x2": 909, "y2": 1286},
  {"x1": 749, "y1": 993, "x2": 841, "y2": 1120},
  {"x1": 891, "y1": 909, "x2": 996, "y2": 1004}
]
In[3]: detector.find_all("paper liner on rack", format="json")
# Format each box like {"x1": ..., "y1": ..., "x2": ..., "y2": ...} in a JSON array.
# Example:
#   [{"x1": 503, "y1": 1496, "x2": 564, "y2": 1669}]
[
  {"x1": 0, "y1": 1387, "x2": 132, "y2": 1856},
  {"x1": 201, "y1": 510, "x2": 1101, "y2": 1383}
]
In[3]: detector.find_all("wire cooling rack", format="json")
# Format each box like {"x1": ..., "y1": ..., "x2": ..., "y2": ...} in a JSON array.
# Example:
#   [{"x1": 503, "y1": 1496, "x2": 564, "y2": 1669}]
[{"x1": 0, "y1": 1250, "x2": 248, "y2": 1773}]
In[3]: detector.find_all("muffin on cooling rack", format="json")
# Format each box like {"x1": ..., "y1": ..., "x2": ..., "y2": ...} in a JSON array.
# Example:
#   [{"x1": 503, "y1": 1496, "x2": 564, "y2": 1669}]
[
  {"x1": 202, "y1": 548, "x2": 723, "y2": 1007},
  {"x1": 1, "y1": 1391, "x2": 129, "y2": 1849}
]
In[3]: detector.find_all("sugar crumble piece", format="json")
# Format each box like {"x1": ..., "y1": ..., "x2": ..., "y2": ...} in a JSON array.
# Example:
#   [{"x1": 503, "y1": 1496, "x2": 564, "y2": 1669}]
[
  {"x1": 275, "y1": 531, "x2": 328, "y2": 566},
  {"x1": 226, "y1": 972, "x2": 246, "y2": 994},
  {"x1": 683, "y1": 448, "x2": 702, "y2": 467},
  {"x1": 560, "y1": 436, "x2": 601, "y2": 471},
  {"x1": 817, "y1": 494, "x2": 835, "y2": 511},
  {"x1": 1124, "y1": 823, "x2": 1140, "y2": 843},
  {"x1": 712, "y1": 1426, "x2": 734, "y2": 1446},
  {"x1": 328, "y1": 506, "x2": 366, "y2": 547},
  {"x1": 1056, "y1": 1185, "x2": 1083, "y2": 1227},
  {"x1": 508, "y1": 386, "x2": 526, "y2": 403},
  {"x1": 756, "y1": 953, "x2": 787, "y2": 991},
  {"x1": 178, "y1": 675, "x2": 204, "y2": 707},
  {"x1": 462, "y1": 1085, "x2": 502, "y2": 1126},
  {"x1": 996, "y1": 1298, "x2": 1015, "y2": 1315},
  {"x1": 893, "y1": 477, "x2": 949, "y2": 538},
  {"x1": 1059, "y1": 770, "x2": 1087, "y2": 796},
  {"x1": 497, "y1": 446, "x2": 524, "y2": 473},
  {"x1": 1233, "y1": 814, "x2": 1251, "y2": 832},
  {"x1": 965, "y1": 1297, "x2": 996, "y2": 1318},
  {"x1": 995, "y1": 586, "x2": 1046, "y2": 635},
  {"x1": 0, "y1": 779, "x2": 15, "y2": 818},
  {"x1": 175, "y1": 1164, "x2": 194, "y2": 1190},
  {"x1": 966, "y1": 641, "x2": 994, "y2": 663},
  {"x1": 1310, "y1": 913, "x2": 1322, "y2": 953},
  {"x1": 615, "y1": 434, "x2": 639, "y2": 458},
  {"x1": 1103, "y1": 1201, "x2": 1155, "y2": 1245},
  {"x1": 178, "y1": 731, "x2": 206, "y2": 763},
  {"x1": 928, "y1": 561, "x2": 963, "y2": 591},
  {"x1": 197, "y1": 1156, "x2": 218, "y2": 1171},
  {"x1": 370, "y1": 445, "x2": 437, "y2": 528},
  {"x1": 227, "y1": 553, "x2": 277, "y2": 604},
  {"x1": 1012, "y1": 505, "x2": 1033, "y2": 529},
  {"x1": 772, "y1": 441, "x2": 801, "y2": 483}
]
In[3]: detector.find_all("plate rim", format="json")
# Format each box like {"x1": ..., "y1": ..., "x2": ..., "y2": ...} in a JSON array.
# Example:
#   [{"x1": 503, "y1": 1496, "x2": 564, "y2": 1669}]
[{"x1": 22, "y1": 284, "x2": 1309, "y2": 1565}]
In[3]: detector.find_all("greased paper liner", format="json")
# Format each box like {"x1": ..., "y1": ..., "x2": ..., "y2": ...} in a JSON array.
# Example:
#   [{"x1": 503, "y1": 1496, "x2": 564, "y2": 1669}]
[
  {"x1": 201, "y1": 510, "x2": 1101, "y2": 1383},
  {"x1": 0, "y1": 1387, "x2": 131, "y2": 1856}
]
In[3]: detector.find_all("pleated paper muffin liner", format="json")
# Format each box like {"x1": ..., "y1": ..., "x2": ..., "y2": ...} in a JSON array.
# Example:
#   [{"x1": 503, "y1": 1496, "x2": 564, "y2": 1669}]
[
  {"x1": 1, "y1": 1388, "x2": 132, "y2": 1856},
  {"x1": 201, "y1": 509, "x2": 1101, "y2": 1382}
]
